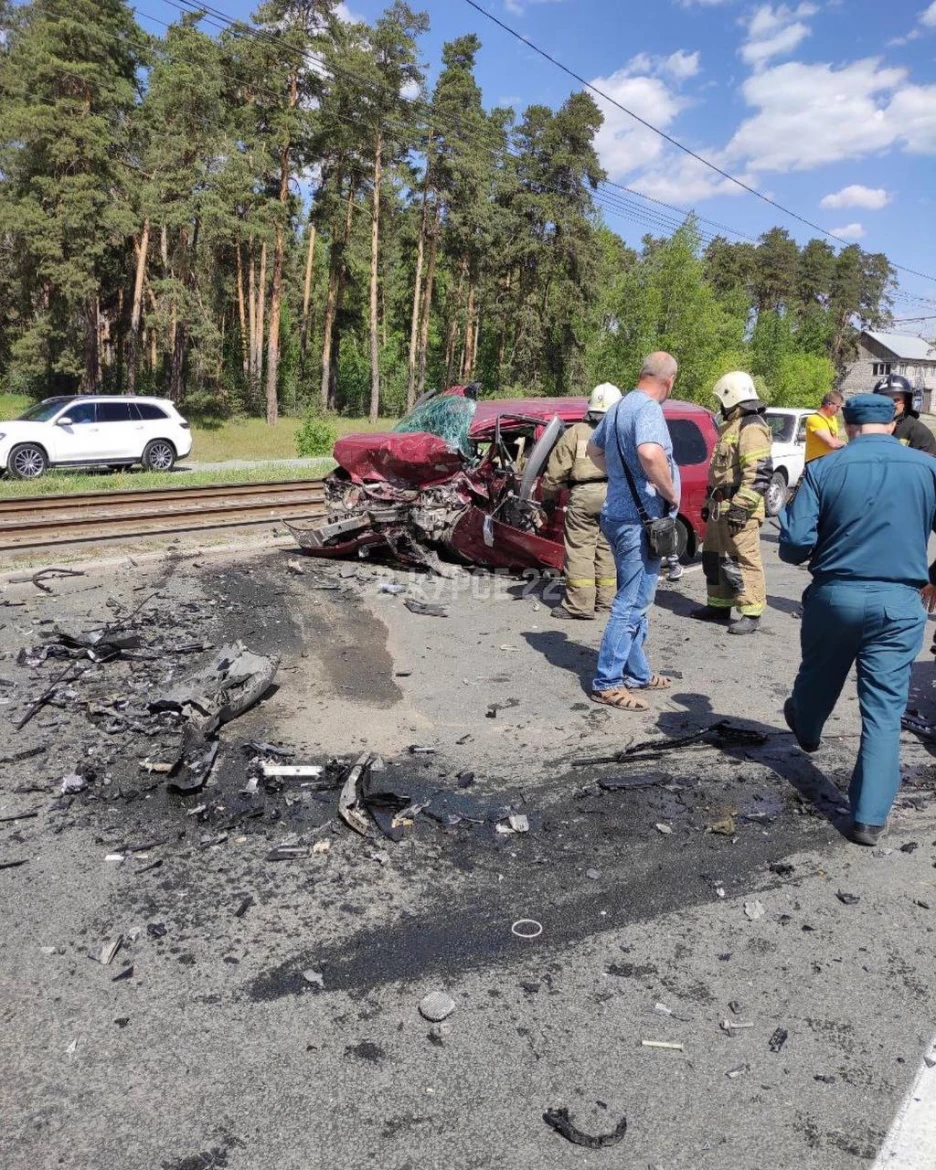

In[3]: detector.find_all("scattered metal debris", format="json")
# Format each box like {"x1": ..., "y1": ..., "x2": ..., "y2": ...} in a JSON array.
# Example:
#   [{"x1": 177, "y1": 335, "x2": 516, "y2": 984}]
[
  {"x1": 9, "y1": 567, "x2": 87, "y2": 595},
  {"x1": 641, "y1": 1040, "x2": 684, "y2": 1051},
  {"x1": 150, "y1": 643, "x2": 279, "y2": 737},
  {"x1": 769, "y1": 1027, "x2": 789, "y2": 1053},
  {"x1": 744, "y1": 900, "x2": 766, "y2": 921},
  {"x1": 543, "y1": 1106, "x2": 628, "y2": 1150},
  {"x1": 573, "y1": 720, "x2": 769, "y2": 767},
  {"x1": 404, "y1": 598, "x2": 448, "y2": 618}
]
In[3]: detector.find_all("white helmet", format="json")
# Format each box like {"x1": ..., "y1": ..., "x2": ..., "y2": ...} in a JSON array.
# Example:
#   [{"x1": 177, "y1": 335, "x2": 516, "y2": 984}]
[
  {"x1": 588, "y1": 382, "x2": 623, "y2": 415},
  {"x1": 712, "y1": 371, "x2": 758, "y2": 412}
]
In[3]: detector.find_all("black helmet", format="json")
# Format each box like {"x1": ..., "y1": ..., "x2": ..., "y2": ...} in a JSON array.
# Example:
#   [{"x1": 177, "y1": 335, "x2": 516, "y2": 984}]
[{"x1": 873, "y1": 373, "x2": 912, "y2": 398}]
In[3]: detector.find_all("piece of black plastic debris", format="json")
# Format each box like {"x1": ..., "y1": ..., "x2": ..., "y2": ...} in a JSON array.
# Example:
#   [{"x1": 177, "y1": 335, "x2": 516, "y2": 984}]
[
  {"x1": 598, "y1": 775, "x2": 661, "y2": 791},
  {"x1": 244, "y1": 741, "x2": 295, "y2": 759},
  {"x1": 114, "y1": 1017, "x2": 130, "y2": 1028},
  {"x1": 0, "y1": 809, "x2": 39, "y2": 823},
  {"x1": 900, "y1": 842, "x2": 918, "y2": 854},
  {"x1": 814, "y1": 1074, "x2": 836, "y2": 1084},
  {"x1": 233, "y1": 897, "x2": 253, "y2": 919},
  {"x1": 457, "y1": 771, "x2": 475, "y2": 788},
  {"x1": 544, "y1": 1106, "x2": 628, "y2": 1149},
  {"x1": 166, "y1": 732, "x2": 219, "y2": 795},
  {"x1": 769, "y1": 862, "x2": 795, "y2": 877},
  {"x1": 404, "y1": 599, "x2": 448, "y2": 618},
  {"x1": 521, "y1": 980, "x2": 542, "y2": 994},
  {"x1": 147, "y1": 923, "x2": 167, "y2": 938},
  {"x1": 112, "y1": 965, "x2": 134, "y2": 982},
  {"x1": 729, "y1": 1000, "x2": 743, "y2": 1015},
  {"x1": 915, "y1": 899, "x2": 931, "y2": 910},
  {"x1": 0, "y1": 858, "x2": 28, "y2": 870},
  {"x1": 266, "y1": 846, "x2": 309, "y2": 861},
  {"x1": 136, "y1": 859, "x2": 163, "y2": 873},
  {"x1": 836, "y1": 890, "x2": 860, "y2": 906},
  {"x1": 408, "y1": 745, "x2": 436, "y2": 755},
  {"x1": 769, "y1": 1027, "x2": 788, "y2": 1053},
  {"x1": 362, "y1": 771, "x2": 412, "y2": 843}
]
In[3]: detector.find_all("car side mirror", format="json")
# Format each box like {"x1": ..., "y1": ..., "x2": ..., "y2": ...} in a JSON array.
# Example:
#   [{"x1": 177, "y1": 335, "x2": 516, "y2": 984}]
[{"x1": 55, "y1": 416, "x2": 73, "y2": 426}]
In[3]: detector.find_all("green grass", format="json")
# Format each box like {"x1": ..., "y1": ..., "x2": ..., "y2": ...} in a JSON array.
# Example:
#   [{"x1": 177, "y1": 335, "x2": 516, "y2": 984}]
[{"x1": 0, "y1": 461, "x2": 335, "y2": 499}]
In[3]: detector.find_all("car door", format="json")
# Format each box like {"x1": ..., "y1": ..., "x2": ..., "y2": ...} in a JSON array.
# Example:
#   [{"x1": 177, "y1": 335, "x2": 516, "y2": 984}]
[
  {"x1": 94, "y1": 400, "x2": 137, "y2": 459},
  {"x1": 48, "y1": 400, "x2": 102, "y2": 463}
]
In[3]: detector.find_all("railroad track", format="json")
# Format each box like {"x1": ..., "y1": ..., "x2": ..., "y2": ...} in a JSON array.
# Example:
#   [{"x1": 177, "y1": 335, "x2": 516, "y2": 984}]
[{"x1": 0, "y1": 478, "x2": 326, "y2": 553}]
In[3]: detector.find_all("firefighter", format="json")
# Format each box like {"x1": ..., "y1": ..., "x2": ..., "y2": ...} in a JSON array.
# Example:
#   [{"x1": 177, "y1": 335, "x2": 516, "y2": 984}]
[
  {"x1": 873, "y1": 373, "x2": 936, "y2": 454},
  {"x1": 542, "y1": 382, "x2": 622, "y2": 619},
  {"x1": 691, "y1": 371, "x2": 773, "y2": 635}
]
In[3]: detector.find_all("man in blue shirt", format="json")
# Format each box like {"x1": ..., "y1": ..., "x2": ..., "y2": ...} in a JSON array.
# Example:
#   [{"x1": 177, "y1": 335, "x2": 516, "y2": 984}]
[
  {"x1": 586, "y1": 352, "x2": 680, "y2": 711},
  {"x1": 779, "y1": 394, "x2": 936, "y2": 845}
]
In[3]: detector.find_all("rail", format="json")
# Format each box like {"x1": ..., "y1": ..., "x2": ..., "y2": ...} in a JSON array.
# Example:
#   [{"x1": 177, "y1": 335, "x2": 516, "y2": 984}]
[{"x1": 0, "y1": 478, "x2": 326, "y2": 553}]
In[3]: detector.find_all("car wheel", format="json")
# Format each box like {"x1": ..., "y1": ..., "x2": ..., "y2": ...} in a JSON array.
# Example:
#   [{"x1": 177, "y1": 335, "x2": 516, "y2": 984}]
[
  {"x1": 765, "y1": 471, "x2": 789, "y2": 517},
  {"x1": 8, "y1": 443, "x2": 48, "y2": 480},
  {"x1": 142, "y1": 439, "x2": 176, "y2": 473}
]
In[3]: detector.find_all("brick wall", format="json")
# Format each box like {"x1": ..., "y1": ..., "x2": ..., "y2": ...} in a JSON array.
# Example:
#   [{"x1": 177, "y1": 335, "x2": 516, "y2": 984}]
[{"x1": 838, "y1": 335, "x2": 936, "y2": 400}]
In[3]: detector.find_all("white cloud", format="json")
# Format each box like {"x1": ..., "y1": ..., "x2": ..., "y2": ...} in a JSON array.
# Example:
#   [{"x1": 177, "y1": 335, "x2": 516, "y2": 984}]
[
  {"x1": 820, "y1": 185, "x2": 892, "y2": 210},
  {"x1": 628, "y1": 151, "x2": 753, "y2": 204},
  {"x1": 889, "y1": 84, "x2": 936, "y2": 153},
  {"x1": 504, "y1": 0, "x2": 568, "y2": 14},
  {"x1": 589, "y1": 69, "x2": 688, "y2": 180},
  {"x1": 727, "y1": 58, "x2": 908, "y2": 171},
  {"x1": 740, "y1": 3, "x2": 817, "y2": 70},
  {"x1": 621, "y1": 48, "x2": 701, "y2": 83},
  {"x1": 662, "y1": 49, "x2": 702, "y2": 80},
  {"x1": 921, "y1": 1, "x2": 936, "y2": 28},
  {"x1": 675, "y1": 0, "x2": 733, "y2": 6},
  {"x1": 830, "y1": 222, "x2": 866, "y2": 239}
]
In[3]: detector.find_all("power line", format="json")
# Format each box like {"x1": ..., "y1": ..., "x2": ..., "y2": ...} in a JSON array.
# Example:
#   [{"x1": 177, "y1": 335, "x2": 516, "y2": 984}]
[{"x1": 461, "y1": 0, "x2": 936, "y2": 289}]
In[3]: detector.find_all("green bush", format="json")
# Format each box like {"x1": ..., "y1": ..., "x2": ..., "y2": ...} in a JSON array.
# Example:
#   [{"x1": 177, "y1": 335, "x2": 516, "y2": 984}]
[{"x1": 295, "y1": 410, "x2": 338, "y2": 458}]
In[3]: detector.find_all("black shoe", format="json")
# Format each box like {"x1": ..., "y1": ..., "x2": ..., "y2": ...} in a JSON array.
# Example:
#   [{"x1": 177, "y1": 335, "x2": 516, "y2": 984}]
[
  {"x1": 551, "y1": 606, "x2": 594, "y2": 621},
  {"x1": 728, "y1": 615, "x2": 760, "y2": 635},
  {"x1": 783, "y1": 697, "x2": 820, "y2": 753},
  {"x1": 690, "y1": 605, "x2": 731, "y2": 622},
  {"x1": 849, "y1": 821, "x2": 884, "y2": 847}
]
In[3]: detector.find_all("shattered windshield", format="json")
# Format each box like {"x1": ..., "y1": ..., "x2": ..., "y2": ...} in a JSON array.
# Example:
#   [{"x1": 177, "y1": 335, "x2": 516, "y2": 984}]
[{"x1": 393, "y1": 394, "x2": 477, "y2": 458}]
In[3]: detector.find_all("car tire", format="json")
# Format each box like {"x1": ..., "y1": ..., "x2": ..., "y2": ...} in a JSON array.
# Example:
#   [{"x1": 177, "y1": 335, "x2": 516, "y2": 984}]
[
  {"x1": 8, "y1": 443, "x2": 48, "y2": 480},
  {"x1": 142, "y1": 439, "x2": 176, "y2": 473},
  {"x1": 765, "y1": 470, "x2": 789, "y2": 517}
]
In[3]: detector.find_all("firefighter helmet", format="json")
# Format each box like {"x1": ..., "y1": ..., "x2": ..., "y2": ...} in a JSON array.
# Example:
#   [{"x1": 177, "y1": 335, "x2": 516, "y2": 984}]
[
  {"x1": 712, "y1": 371, "x2": 758, "y2": 412},
  {"x1": 587, "y1": 383, "x2": 623, "y2": 415}
]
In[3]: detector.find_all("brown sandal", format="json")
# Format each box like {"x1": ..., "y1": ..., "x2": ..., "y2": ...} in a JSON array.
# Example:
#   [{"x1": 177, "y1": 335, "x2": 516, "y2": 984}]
[
  {"x1": 638, "y1": 674, "x2": 672, "y2": 690},
  {"x1": 591, "y1": 687, "x2": 650, "y2": 712}
]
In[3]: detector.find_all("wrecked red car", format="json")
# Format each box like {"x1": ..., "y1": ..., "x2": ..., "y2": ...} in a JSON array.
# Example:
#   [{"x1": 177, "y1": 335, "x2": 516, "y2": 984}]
[{"x1": 288, "y1": 388, "x2": 718, "y2": 573}]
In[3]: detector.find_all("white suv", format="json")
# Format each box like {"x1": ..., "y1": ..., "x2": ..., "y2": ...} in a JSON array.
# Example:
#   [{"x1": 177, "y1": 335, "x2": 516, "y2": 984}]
[{"x1": 0, "y1": 396, "x2": 192, "y2": 480}]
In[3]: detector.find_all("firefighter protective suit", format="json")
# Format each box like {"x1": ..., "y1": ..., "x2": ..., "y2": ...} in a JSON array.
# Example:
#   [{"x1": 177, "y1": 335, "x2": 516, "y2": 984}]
[
  {"x1": 542, "y1": 420, "x2": 616, "y2": 617},
  {"x1": 702, "y1": 406, "x2": 773, "y2": 618}
]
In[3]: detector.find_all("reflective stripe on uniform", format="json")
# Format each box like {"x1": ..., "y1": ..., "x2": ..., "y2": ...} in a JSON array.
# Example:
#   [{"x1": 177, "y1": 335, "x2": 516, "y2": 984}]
[
  {"x1": 567, "y1": 577, "x2": 597, "y2": 587},
  {"x1": 596, "y1": 577, "x2": 616, "y2": 586},
  {"x1": 706, "y1": 596, "x2": 734, "y2": 608}
]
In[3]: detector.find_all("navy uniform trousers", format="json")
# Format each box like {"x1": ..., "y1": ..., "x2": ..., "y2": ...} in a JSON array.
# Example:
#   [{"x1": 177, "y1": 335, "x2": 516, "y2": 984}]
[{"x1": 790, "y1": 580, "x2": 925, "y2": 825}]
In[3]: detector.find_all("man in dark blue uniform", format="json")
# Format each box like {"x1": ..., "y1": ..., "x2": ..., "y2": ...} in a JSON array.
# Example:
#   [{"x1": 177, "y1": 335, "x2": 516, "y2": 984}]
[{"x1": 779, "y1": 394, "x2": 936, "y2": 845}]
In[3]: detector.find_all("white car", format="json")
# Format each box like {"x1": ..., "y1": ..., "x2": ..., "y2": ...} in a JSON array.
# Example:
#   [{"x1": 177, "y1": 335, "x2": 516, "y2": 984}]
[
  {"x1": 764, "y1": 407, "x2": 814, "y2": 516},
  {"x1": 0, "y1": 395, "x2": 193, "y2": 480}
]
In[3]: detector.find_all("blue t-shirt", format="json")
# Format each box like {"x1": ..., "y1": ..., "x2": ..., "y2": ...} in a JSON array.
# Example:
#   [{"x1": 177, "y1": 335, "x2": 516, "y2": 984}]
[{"x1": 591, "y1": 390, "x2": 679, "y2": 524}]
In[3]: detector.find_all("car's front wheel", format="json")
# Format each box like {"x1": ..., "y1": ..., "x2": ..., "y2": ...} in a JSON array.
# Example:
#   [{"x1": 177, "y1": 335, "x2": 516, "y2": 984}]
[
  {"x1": 8, "y1": 443, "x2": 48, "y2": 480},
  {"x1": 142, "y1": 439, "x2": 176, "y2": 473},
  {"x1": 765, "y1": 470, "x2": 789, "y2": 517}
]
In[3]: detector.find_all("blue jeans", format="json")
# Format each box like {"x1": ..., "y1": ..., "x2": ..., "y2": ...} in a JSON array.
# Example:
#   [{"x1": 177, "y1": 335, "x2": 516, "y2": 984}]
[
  {"x1": 592, "y1": 518, "x2": 661, "y2": 693},
  {"x1": 790, "y1": 581, "x2": 925, "y2": 826}
]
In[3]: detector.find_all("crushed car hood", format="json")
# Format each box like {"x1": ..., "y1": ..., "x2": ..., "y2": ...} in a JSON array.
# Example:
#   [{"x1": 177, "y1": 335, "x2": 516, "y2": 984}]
[{"x1": 334, "y1": 432, "x2": 467, "y2": 487}]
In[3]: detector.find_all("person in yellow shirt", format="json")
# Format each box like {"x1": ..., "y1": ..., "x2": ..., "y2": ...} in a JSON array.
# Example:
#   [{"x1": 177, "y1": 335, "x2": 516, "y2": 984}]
[{"x1": 804, "y1": 391, "x2": 846, "y2": 462}]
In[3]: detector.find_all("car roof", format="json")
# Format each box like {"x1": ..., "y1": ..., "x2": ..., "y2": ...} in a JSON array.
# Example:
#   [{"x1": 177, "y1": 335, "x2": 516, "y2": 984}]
[
  {"x1": 469, "y1": 395, "x2": 712, "y2": 436},
  {"x1": 37, "y1": 395, "x2": 174, "y2": 406}
]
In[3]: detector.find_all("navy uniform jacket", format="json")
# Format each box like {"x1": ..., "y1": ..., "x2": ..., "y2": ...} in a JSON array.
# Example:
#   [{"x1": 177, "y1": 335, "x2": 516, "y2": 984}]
[{"x1": 779, "y1": 435, "x2": 936, "y2": 587}]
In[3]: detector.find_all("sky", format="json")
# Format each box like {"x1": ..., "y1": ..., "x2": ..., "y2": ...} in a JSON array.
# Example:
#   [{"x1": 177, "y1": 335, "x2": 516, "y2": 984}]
[{"x1": 137, "y1": 0, "x2": 936, "y2": 331}]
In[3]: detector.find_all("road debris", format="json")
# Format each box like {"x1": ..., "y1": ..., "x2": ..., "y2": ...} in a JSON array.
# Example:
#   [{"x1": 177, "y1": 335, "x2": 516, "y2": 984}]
[
  {"x1": 302, "y1": 969, "x2": 324, "y2": 988},
  {"x1": 511, "y1": 919, "x2": 543, "y2": 939},
  {"x1": 641, "y1": 1040, "x2": 684, "y2": 1051},
  {"x1": 92, "y1": 936, "x2": 123, "y2": 966},
  {"x1": 574, "y1": 720, "x2": 769, "y2": 767},
  {"x1": 112, "y1": 965, "x2": 134, "y2": 982},
  {"x1": 721, "y1": 1020, "x2": 754, "y2": 1035},
  {"x1": 586, "y1": 868, "x2": 601, "y2": 880},
  {"x1": 166, "y1": 732, "x2": 219, "y2": 795},
  {"x1": 60, "y1": 773, "x2": 87, "y2": 795},
  {"x1": 9, "y1": 567, "x2": 87, "y2": 595},
  {"x1": 543, "y1": 1106, "x2": 628, "y2": 1150},
  {"x1": 597, "y1": 774, "x2": 662, "y2": 791},
  {"x1": 266, "y1": 845, "x2": 309, "y2": 861},
  {"x1": 150, "y1": 642, "x2": 279, "y2": 736},
  {"x1": 769, "y1": 1027, "x2": 789, "y2": 1053},
  {"x1": 725, "y1": 1064, "x2": 749, "y2": 1079},
  {"x1": 655, "y1": 823, "x2": 673, "y2": 835},
  {"x1": 836, "y1": 890, "x2": 860, "y2": 906},
  {"x1": 261, "y1": 764, "x2": 324, "y2": 779},
  {"x1": 744, "y1": 899, "x2": 766, "y2": 920},
  {"x1": 404, "y1": 598, "x2": 448, "y2": 618},
  {"x1": 419, "y1": 991, "x2": 456, "y2": 1022}
]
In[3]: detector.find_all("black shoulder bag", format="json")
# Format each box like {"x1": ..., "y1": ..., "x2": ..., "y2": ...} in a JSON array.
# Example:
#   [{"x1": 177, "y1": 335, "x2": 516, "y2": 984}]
[{"x1": 610, "y1": 402, "x2": 681, "y2": 559}]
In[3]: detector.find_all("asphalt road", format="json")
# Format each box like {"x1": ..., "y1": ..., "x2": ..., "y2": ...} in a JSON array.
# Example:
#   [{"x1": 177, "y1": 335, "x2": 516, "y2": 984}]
[{"x1": 1, "y1": 532, "x2": 935, "y2": 1170}]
